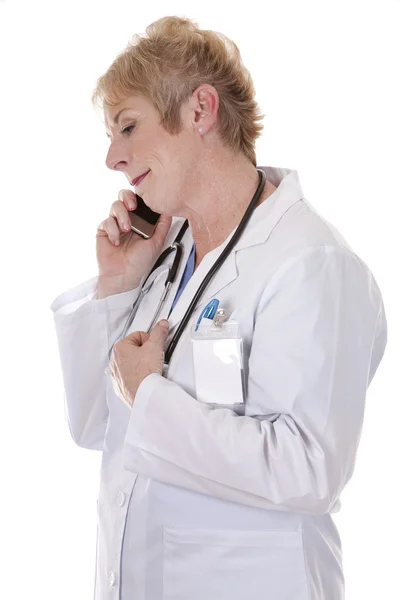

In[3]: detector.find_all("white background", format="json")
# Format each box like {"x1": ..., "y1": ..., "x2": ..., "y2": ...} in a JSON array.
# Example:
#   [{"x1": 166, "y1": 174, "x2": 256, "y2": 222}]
[{"x1": 0, "y1": 1, "x2": 398, "y2": 598}]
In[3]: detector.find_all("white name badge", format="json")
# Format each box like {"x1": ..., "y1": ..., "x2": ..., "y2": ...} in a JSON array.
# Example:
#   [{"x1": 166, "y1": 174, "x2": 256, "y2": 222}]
[{"x1": 191, "y1": 319, "x2": 245, "y2": 407}]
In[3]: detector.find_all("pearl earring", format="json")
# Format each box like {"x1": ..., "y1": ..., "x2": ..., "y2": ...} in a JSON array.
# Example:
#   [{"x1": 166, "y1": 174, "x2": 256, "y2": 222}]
[{"x1": 198, "y1": 128, "x2": 203, "y2": 134}]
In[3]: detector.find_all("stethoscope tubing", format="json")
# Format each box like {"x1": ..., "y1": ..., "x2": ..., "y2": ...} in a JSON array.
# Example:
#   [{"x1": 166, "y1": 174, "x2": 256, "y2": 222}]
[
  {"x1": 109, "y1": 168, "x2": 266, "y2": 366},
  {"x1": 165, "y1": 168, "x2": 266, "y2": 365}
]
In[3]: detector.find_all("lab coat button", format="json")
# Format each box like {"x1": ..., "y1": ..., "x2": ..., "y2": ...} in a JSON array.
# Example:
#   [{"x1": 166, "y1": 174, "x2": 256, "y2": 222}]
[
  {"x1": 116, "y1": 492, "x2": 125, "y2": 507},
  {"x1": 108, "y1": 570, "x2": 116, "y2": 587}
]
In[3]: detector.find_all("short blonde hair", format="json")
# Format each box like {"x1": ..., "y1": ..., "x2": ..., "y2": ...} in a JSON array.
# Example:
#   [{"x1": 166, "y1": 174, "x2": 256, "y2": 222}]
[{"x1": 92, "y1": 16, "x2": 264, "y2": 166}]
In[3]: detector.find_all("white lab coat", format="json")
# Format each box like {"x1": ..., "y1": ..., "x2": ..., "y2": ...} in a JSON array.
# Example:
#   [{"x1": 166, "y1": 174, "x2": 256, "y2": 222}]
[{"x1": 51, "y1": 165, "x2": 387, "y2": 600}]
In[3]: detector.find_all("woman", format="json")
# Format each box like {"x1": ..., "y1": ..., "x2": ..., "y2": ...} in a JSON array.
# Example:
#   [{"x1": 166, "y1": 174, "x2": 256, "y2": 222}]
[{"x1": 51, "y1": 16, "x2": 387, "y2": 600}]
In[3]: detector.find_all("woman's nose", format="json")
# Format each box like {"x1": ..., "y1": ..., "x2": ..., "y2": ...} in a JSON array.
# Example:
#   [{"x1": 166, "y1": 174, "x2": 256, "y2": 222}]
[{"x1": 105, "y1": 144, "x2": 128, "y2": 171}]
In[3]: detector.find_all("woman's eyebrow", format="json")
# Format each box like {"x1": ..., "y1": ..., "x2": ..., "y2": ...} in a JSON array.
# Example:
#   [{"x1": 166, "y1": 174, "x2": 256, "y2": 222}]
[
  {"x1": 113, "y1": 108, "x2": 130, "y2": 125},
  {"x1": 105, "y1": 109, "x2": 137, "y2": 137}
]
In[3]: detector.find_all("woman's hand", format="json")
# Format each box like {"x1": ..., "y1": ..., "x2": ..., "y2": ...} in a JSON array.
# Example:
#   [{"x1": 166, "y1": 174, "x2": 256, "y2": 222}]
[
  {"x1": 109, "y1": 320, "x2": 170, "y2": 408},
  {"x1": 96, "y1": 189, "x2": 172, "y2": 296}
]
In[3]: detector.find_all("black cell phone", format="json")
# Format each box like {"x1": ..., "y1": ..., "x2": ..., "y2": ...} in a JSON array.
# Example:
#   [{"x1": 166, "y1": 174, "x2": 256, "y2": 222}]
[{"x1": 129, "y1": 195, "x2": 161, "y2": 239}]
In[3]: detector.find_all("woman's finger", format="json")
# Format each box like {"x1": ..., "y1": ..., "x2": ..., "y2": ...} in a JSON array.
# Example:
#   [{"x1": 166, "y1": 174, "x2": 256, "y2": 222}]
[
  {"x1": 110, "y1": 196, "x2": 135, "y2": 232},
  {"x1": 97, "y1": 216, "x2": 122, "y2": 246},
  {"x1": 119, "y1": 189, "x2": 137, "y2": 211},
  {"x1": 124, "y1": 331, "x2": 150, "y2": 347}
]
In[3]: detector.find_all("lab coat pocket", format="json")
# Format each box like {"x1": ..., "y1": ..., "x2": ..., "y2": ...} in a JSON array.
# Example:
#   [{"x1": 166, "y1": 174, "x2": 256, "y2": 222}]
[{"x1": 162, "y1": 527, "x2": 309, "y2": 600}]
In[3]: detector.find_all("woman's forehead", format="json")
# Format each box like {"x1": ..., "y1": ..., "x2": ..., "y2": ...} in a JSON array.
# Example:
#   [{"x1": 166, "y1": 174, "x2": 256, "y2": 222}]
[{"x1": 103, "y1": 96, "x2": 150, "y2": 129}]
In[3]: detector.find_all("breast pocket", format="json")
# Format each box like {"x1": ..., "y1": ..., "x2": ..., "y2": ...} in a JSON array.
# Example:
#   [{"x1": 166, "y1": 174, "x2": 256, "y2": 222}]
[{"x1": 162, "y1": 527, "x2": 309, "y2": 600}]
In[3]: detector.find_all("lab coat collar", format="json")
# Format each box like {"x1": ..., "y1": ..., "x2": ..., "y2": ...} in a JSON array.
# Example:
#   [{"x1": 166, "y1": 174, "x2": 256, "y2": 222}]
[{"x1": 166, "y1": 165, "x2": 305, "y2": 331}]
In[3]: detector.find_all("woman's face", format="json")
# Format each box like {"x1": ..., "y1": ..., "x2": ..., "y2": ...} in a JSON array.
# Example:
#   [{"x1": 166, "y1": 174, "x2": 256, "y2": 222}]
[{"x1": 104, "y1": 94, "x2": 201, "y2": 216}]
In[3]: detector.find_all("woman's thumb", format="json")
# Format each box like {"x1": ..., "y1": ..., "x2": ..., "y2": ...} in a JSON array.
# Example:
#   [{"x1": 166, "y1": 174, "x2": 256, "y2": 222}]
[{"x1": 149, "y1": 319, "x2": 170, "y2": 344}]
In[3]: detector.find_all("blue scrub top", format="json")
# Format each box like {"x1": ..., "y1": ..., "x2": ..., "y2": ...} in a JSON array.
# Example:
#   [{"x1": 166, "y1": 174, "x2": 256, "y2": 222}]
[{"x1": 168, "y1": 243, "x2": 196, "y2": 317}]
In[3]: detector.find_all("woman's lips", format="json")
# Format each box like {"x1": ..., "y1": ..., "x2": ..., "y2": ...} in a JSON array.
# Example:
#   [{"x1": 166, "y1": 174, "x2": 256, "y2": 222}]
[{"x1": 132, "y1": 170, "x2": 150, "y2": 187}]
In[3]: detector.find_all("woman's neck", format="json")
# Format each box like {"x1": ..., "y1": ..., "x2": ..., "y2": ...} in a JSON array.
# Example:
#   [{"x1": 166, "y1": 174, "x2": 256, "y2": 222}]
[{"x1": 190, "y1": 173, "x2": 277, "y2": 271}]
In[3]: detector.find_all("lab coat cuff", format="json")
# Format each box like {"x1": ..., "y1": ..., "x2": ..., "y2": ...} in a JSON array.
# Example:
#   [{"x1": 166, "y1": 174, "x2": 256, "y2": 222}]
[
  {"x1": 127, "y1": 373, "x2": 165, "y2": 437},
  {"x1": 50, "y1": 275, "x2": 141, "y2": 317}
]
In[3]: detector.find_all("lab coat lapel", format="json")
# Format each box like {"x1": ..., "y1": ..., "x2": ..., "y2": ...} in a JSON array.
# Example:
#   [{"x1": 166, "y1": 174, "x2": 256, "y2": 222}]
[
  {"x1": 166, "y1": 185, "x2": 303, "y2": 333},
  {"x1": 166, "y1": 248, "x2": 238, "y2": 331}
]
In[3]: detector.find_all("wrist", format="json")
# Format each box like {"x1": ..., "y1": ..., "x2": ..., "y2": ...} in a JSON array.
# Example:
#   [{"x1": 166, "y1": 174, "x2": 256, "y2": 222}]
[{"x1": 96, "y1": 274, "x2": 140, "y2": 299}]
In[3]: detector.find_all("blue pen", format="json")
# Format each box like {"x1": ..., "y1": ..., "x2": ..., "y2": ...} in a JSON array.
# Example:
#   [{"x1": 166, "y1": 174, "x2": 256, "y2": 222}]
[{"x1": 194, "y1": 298, "x2": 220, "y2": 332}]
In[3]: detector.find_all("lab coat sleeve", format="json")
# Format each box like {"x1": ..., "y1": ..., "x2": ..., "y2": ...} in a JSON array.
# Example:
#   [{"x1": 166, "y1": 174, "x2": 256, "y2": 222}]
[
  {"x1": 122, "y1": 246, "x2": 387, "y2": 514},
  {"x1": 51, "y1": 275, "x2": 141, "y2": 451}
]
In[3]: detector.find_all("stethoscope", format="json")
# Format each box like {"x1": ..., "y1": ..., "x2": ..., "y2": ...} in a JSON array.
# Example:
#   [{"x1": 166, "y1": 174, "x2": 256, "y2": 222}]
[{"x1": 109, "y1": 168, "x2": 267, "y2": 366}]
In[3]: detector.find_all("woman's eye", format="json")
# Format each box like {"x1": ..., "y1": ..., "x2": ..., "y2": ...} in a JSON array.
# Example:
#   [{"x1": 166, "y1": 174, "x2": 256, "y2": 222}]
[{"x1": 121, "y1": 125, "x2": 135, "y2": 136}]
